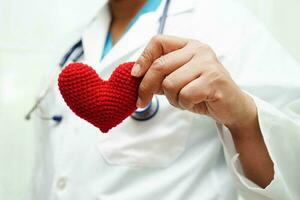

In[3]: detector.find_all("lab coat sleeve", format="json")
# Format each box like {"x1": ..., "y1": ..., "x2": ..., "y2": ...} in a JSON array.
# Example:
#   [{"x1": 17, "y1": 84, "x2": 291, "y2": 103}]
[
  {"x1": 216, "y1": 97, "x2": 300, "y2": 200},
  {"x1": 215, "y1": 9, "x2": 300, "y2": 200}
]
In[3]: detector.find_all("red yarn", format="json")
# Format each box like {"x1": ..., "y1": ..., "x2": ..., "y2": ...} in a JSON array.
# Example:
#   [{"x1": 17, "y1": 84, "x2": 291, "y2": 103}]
[{"x1": 58, "y1": 62, "x2": 142, "y2": 133}]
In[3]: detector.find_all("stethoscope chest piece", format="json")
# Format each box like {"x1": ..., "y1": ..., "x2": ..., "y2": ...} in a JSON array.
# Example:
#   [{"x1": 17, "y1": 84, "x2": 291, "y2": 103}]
[{"x1": 131, "y1": 96, "x2": 159, "y2": 121}]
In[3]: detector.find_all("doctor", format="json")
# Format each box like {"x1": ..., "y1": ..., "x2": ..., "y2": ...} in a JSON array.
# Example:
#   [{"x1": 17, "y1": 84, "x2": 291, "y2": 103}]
[{"x1": 32, "y1": 0, "x2": 300, "y2": 199}]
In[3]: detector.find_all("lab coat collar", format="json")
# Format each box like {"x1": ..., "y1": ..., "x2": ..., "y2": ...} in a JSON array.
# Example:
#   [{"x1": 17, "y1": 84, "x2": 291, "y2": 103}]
[
  {"x1": 94, "y1": 0, "x2": 196, "y2": 16},
  {"x1": 168, "y1": 0, "x2": 196, "y2": 16},
  {"x1": 82, "y1": 0, "x2": 196, "y2": 73},
  {"x1": 82, "y1": 2, "x2": 110, "y2": 68}
]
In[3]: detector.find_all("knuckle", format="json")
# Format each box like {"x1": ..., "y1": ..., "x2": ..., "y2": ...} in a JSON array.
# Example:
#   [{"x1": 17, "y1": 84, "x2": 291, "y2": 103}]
[
  {"x1": 209, "y1": 69, "x2": 226, "y2": 84},
  {"x1": 209, "y1": 67, "x2": 221, "y2": 76},
  {"x1": 208, "y1": 52, "x2": 218, "y2": 62},
  {"x1": 140, "y1": 49, "x2": 153, "y2": 65},
  {"x1": 198, "y1": 89, "x2": 210, "y2": 100},
  {"x1": 194, "y1": 46, "x2": 207, "y2": 56},
  {"x1": 205, "y1": 46, "x2": 217, "y2": 60},
  {"x1": 196, "y1": 42, "x2": 212, "y2": 51},
  {"x1": 151, "y1": 56, "x2": 166, "y2": 72},
  {"x1": 195, "y1": 51, "x2": 217, "y2": 64},
  {"x1": 201, "y1": 43, "x2": 212, "y2": 50},
  {"x1": 179, "y1": 89, "x2": 191, "y2": 103},
  {"x1": 162, "y1": 77, "x2": 177, "y2": 91},
  {"x1": 187, "y1": 39, "x2": 202, "y2": 50},
  {"x1": 151, "y1": 35, "x2": 164, "y2": 44},
  {"x1": 189, "y1": 39, "x2": 201, "y2": 46},
  {"x1": 195, "y1": 43, "x2": 215, "y2": 55},
  {"x1": 214, "y1": 90, "x2": 223, "y2": 101},
  {"x1": 187, "y1": 40, "x2": 216, "y2": 59}
]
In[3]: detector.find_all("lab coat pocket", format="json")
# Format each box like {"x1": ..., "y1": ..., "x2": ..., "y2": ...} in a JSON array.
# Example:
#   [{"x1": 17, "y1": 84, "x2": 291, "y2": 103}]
[{"x1": 97, "y1": 96, "x2": 193, "y2": 168}]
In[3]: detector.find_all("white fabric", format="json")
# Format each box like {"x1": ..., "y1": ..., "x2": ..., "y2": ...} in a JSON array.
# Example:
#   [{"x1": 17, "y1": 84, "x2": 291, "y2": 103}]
[{"x1": 32, "y1": 0, "x2": 300, "y2": 199}]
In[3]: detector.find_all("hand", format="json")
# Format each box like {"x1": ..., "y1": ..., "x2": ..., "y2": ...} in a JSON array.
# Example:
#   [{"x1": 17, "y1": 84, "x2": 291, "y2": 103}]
[
  {"x1": 131, "y1": 35, "x2": 257, "y2": 131},
  {"x1": 131, "y1": 35, "x2": 274, "y2": 188}
]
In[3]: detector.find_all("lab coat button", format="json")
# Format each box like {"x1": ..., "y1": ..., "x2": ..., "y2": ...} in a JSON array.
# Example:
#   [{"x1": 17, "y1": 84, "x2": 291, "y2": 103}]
[{"x1": 56, "y1": 177, "x2": 67, "y2": 190}]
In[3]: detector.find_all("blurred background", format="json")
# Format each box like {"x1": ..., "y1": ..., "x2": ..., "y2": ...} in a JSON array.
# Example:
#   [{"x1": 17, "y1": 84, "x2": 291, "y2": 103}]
[{"x1": 0, "y1": 0, "x2": 299, "y2": 199}]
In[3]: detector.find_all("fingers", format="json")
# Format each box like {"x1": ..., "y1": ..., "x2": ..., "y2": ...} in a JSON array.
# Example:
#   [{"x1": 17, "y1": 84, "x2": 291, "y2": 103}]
[
  {"x1": 133, "y1": 36, "x2": 215, "y2": 109},
  {"x1": 137, "y1": 45, "x2": 194, "y2": 108},
  {"x1": 190, "y1": 102, "x2": 208, "y2": 115},
  {"x1": 177, "y1": 76, "x2": 217, "y2": 110},
  {"x1": 162, "y1": 58, "x2": 203, "y2": 107},
  {"x1": 139, "y1": 42, "x2": 217, "y2": 108},
  {"x1": 131, "y1": 35, "x2": 189, "y2": 77}
]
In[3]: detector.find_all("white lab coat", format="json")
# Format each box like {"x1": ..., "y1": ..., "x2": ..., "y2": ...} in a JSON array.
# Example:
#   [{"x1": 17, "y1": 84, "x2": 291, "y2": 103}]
[{"x1": 32, "y1": 0, "x2": 300, "y2": 199}]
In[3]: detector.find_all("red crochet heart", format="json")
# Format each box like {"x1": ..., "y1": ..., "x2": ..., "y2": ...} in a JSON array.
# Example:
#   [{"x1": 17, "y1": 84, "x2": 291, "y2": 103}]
[{"x1": 58, "y1": 62, "x2": 141, "y2": 133}]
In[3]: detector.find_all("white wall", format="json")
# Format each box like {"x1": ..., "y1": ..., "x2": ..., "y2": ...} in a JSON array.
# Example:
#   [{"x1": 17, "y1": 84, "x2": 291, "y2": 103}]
[
  {"x1": 0, "y1": 0, "x2": 299, "y2": 200},
  {"x1": 240, "y1": 0, "x2": 300, "y2": 62},
  {"x1": 0, "y1": 1, "x2": 100, "y2": 199}
]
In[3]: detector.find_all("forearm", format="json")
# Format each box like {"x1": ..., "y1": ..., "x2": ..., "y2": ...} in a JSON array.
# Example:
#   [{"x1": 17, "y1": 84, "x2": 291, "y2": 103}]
[
  {"x1": 133, "y1": 35, "x2": 276, "y2": 188},
  {"x1": 229, "y1": 111, "x2": 274, "y2": 188}
]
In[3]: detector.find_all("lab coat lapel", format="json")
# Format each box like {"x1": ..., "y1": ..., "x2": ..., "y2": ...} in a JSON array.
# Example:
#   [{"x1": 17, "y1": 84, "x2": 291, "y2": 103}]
[
  {"x1": 99, "y1": 0, "x2": 196, "y2": 72},
  {"x1": 168, "y1": 0, "x2": 196, "y2": 16},
  {"x1": 99, "y1": 12, "x2": 159, "y2": 71},
  {"x1": 83, "y1": 0, "x2": 196, "y2": 75},
  {"x1": 82, "y1": 1, "x2": 110, "y2": 68}
]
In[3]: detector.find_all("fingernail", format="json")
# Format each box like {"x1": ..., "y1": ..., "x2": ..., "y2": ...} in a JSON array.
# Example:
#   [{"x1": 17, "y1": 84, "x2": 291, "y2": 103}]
[
  {"x1": 136, "y1": 97, "x2": 142, "y2": 108},
  {"x1": 131, "y1": 63, "x2": 141, "y2": 77}
]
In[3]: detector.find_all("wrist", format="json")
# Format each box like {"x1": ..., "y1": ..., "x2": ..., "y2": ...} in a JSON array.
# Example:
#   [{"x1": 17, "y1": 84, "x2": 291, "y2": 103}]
[{"x1": 226, "y1": 93, "x2": 259, "y2": 139}]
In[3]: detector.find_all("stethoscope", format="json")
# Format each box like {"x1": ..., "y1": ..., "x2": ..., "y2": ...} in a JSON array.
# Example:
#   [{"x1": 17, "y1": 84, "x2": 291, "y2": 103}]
[{"x1": 25, "y1": 0, "x2": 171, "y2": 123}]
